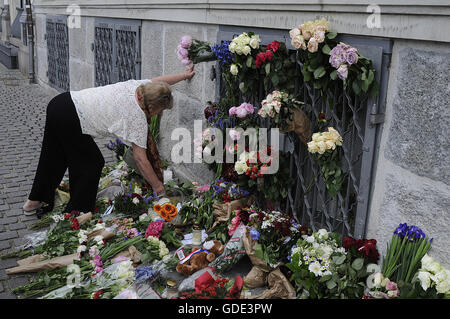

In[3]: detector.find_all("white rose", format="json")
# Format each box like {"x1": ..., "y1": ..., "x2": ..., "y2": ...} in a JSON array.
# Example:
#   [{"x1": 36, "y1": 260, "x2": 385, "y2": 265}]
[
  {"x1": 325, "y1": 140, "x2": 336, "y2": 150},
  {"x1": 306, "y1": 236, "x2": 315, "y2": 243},
  {"x1": 291, "y1": 35, "x2": 306, "y2": 50},
  {"x1": 229, "y1": 41, "x2": 237, "y2": 53},
  {"x1": 307, "y1": 37, "x2": 319, "y2": 53},
  {"x1": 242, "y1": 45, "x2": 252, "y2": 56},
  {"x1": 307, "y1": 141, "x2": 318, "y2": 154},
  {"x1": 289, "y1": 28, "x2": 301, "y2": 38},
  {"x1": 373, "y1": 272, "x2": 383, "y2": 288},
  {"x1": 234, "y1": 161, "x2": 248, "y2": 175},
  {"x1": 316, "y1": 141, "x2": 327, "y2": 154},
  {"x1": 230, "y1": 64, "x2": 238, "y2": 75},
  {"x1": 417, "y1": 271, "x2": 432, "y2": 291},
  {"x1": 132, "y1": 197, "x2": 140, "y2": 205},
  {"x1": 249, "y1": 37, "x2": 260, "y2": 49}
]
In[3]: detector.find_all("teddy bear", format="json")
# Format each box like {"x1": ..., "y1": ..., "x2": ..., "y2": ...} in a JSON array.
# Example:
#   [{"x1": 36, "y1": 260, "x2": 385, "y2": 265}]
[{"x1": 176, "y1": 240, "x2": 225, "y2": 276}]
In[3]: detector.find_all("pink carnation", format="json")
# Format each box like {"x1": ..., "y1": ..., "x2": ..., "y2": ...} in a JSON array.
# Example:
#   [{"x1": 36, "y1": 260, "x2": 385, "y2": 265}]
[{"x1": 145, "y1": 220, "x2": 166, "y2": 239}]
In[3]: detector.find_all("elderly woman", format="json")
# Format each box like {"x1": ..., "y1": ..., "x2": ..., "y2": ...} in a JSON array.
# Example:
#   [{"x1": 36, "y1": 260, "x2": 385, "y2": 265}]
[{"x1": 22, "y1": 65, "x2": 195, "y2": 216}]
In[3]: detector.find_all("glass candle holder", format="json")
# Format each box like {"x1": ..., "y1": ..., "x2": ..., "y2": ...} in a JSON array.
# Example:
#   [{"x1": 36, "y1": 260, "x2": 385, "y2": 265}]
[{"x1": 191, "y1": 224, "x2": 202, "y2": 246}]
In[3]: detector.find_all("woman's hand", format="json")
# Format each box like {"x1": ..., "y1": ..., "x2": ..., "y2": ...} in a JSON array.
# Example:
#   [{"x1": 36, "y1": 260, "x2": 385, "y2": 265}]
[
  {"x1": 132, "y1": 143, "x2": 165, "y2": 194},
  {"x1": 153, "y1": 181, "x2": 165, "y2": 195},
  {"x1": 184, "y1": 64, "x2": 195, "y2": 80}
]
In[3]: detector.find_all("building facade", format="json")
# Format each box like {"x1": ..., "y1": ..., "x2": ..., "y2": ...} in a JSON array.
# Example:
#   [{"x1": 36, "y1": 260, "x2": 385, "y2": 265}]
[{"x1": 1, "y1": 1, "x2": 449, "y2": 266}]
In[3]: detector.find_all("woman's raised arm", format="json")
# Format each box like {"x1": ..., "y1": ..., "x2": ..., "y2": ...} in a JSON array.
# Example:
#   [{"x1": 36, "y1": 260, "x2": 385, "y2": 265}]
[{"x1": 151, "y1": 64, "x2": 195, "y2": 85}]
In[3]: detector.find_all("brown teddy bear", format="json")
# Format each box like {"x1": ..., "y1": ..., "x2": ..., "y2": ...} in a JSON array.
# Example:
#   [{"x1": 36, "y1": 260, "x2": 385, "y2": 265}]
[{"x1": 176, "y1": 240, "x2": 225, "y2": 276}]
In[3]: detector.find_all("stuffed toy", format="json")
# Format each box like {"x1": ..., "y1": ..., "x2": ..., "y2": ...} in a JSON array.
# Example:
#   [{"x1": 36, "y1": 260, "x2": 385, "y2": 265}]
[{"x1": 176, "y1": 240, "x2": 225, "y2": 276}]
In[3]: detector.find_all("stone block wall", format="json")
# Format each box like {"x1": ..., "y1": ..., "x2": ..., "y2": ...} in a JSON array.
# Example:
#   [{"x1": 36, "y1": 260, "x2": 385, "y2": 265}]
[{"x1": 366, "y1": 40, "x2": 450, "y2": 267}]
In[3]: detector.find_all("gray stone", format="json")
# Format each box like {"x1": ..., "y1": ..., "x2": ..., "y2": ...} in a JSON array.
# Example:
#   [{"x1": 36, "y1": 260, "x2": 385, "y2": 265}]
[
  {"x1": 7, "y1": 276, "x2": 29, "y2": 290},
  {"x1": 0, "y1": 291, "x2": 16, "y2": 299},
  {"x1": 0, "y1": 231, "x2": 18, "y2": 241},
  {"x1": 0, "y1": 217, "x2": 18, "y2": 225},
  {"x1": 0, "y1": 258, "x2": 18, "y2": 270},
  {"x1": 0, "y1": 281, "x2": 3, "y2": 293},
  {"x1": 385, "y1": 48, "x2": 450, "y2": 185},
  {"x1": 372, "y1": 173, "x2": 450, "y2": 267},
  {"x1": 158, "y1": 91, "x2": 215, "y2": 185},
  {"x1": 9, "y1": 223, "x2": 26, "y2": 231},
  {"x1": 0, "y1": 241, "x2": 11, "y2": 251},
  {"x1": 5, "y1": 209, "x2": 23, "y2": 217}
]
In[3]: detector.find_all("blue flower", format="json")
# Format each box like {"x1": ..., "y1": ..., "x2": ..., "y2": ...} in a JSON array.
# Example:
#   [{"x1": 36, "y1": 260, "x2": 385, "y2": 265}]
[
  {"x1": 135, "y1": 266, "x2": 158, "y2": 283},
  {"x1": 250, "y1": 228, "x2": 260, "y2": 241}
]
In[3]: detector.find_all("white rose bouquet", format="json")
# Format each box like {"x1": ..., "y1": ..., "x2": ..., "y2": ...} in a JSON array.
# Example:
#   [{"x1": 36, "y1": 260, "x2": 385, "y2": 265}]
[{"x1": 307, "y1": 127, "x2": 344, "y2": 199}]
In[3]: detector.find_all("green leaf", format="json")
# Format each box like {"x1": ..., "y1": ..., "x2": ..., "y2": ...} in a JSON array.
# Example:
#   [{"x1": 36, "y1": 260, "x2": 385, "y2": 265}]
[
  {"x1": 265, "y1": 63, "x2": 271, "y2": 75},
  {"x1": 326, "y1": 280, "x2": 337, "y2": 290},
  {"x1": 352, "y1": 81, "x2": 361, "y2": 95},
  {"x1": 333, "y1": 255, "x2": 346, "y2": 265},
  {"x1": 326, "y1": 31, "x2": 337, "y2": 39},
  {"x1": 272, "y1": 74, "x2": 280, "y2": 87},
  {"x1": 322, "y1": 44, "x2": 331, "y2": 55},
  {"x1": 313, "y1": 66, "x2": 326, "y2": 79},
  {"x1": 352, "y1": 258, "x2": 365, "y2": 271},
  {"x1": 246, "y1": 56, "x2": 253, "y2": 68},
  {"x1": 330, "y1": 70, "x2": 338, "y2": 81}
]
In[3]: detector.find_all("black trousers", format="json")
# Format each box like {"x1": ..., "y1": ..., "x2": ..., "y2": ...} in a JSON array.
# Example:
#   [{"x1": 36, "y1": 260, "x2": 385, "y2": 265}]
[{"x1": 29, "y1": 92, "x2": 105, "y2": 213}]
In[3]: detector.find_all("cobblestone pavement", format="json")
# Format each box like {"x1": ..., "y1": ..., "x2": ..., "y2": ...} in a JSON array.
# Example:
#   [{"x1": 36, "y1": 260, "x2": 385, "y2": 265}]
[{"x1": 0, "y1": 63, "x2": 114, "y2": 298}]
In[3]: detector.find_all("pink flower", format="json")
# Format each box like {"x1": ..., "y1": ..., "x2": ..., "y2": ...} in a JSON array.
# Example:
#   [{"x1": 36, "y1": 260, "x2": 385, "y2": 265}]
[
  {"x1": 386, "y1": 281, "x2": 397, "y2": 291},
  {"x1": 112, "y1": 256, "x2": 130, "y2": 264},
  {"x1": 180, "y1": 35, "x2": 193, "y2": 49},
  {"x1": 127, "y1": 228, "x2": 139, "y2": 238},
  {"x1": 235, "y1": 107, "x2": 248, "y2": 118},
  {"x1": 177, "y1": 45, "x2": 189, "y2": 59},
  {"x1": 241, "y1": 103, "x2": 254, "y2": 114},
  {"x1": 229, "y1": 107, "x2": 238, "y2": 116},
  {"x1": 145, "y1": 220, "x2": 165, "y2": 239},
  {"x1": 197, "y1": 184, "x2": 211, "y2": 192},
  {"x1": 181, "y1": 58, "x2": 192, "y2": 66}
]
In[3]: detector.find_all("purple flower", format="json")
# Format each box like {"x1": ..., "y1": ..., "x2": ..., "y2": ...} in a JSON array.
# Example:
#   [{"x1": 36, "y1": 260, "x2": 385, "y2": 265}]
[
  {"x1": 337, "y1": 64, "x2": 348, "y2": 80},
  {"x1": 229, "y1": 106, "x2": 238, "y2": 116},
  {"x1": 346, "y1": 48, "x2": 359, "y2": 65}
]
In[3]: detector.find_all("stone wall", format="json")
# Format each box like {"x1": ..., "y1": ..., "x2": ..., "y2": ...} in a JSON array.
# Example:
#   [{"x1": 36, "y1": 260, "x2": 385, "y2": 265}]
[{"x1": 366, "y1": 40, "x2": 450, "y2": 267}]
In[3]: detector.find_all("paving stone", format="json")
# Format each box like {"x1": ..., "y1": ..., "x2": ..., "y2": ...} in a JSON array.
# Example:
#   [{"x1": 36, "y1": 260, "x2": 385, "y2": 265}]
[
  {"x1": 0, "y1": 224, "x2": 4, "y2": 232},
  {"x1": 0, "y1": 231, "x2": 18, "y2": 241},
  {"x1": 5, "y1": 209, "x2": 24, "y2": 217},
  {"x1": 9, "y1": 223, "x2": 26, "y2": 231},
  {"x1": 0, "y1": 291, "x2": 16, "y2": 299},
  {"x1": 0, "y1": 269, "x2": 8, "y2": 280},
  {"x1": 0, "y1": 217, "x2": 18, "y2": 225},
  {"x1": 0, "y1": 258, "x2": 18, "y2": 270},
  {"x1": 0, "y1": 241, "x2": 11, "y2": 251},
  {"x1": 0, "y1": 281, "x2": 3, "y2": 293},
  {"x1": 7, "y1": 276, "x2": 29, "y2": 290}
]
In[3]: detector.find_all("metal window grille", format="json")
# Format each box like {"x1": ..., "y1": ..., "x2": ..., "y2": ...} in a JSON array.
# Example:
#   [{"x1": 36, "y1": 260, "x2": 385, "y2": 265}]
[
  {"x1": 215, "y1": 26, "x2": 392, "y2": 239},
  {"x1": 93, "y1": 18, "x2": 141, "y2": 86},
  {"x1": 45, "y1": 16, "x2": 70, "y2": 92}
]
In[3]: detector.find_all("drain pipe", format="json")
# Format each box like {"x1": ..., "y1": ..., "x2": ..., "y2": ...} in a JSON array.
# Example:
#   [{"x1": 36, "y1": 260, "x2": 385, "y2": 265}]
[{"x1": 25, "y1": 0, "x2": 34, "y2": 83}]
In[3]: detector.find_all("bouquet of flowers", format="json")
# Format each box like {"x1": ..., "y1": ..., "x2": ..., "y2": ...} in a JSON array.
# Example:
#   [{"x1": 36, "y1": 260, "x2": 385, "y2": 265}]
[
  {"x1": 247, "y1": 209, "x2": 301, "y2": 268},
  {"x1": 258, "y1": 90, "x2": 311, "y2": 144},
  {"x1": 143, "y1": 219, "x2": 183, "y2": 248},
  {"x1": 287, "y1": 229, "x2": 372, "y2": 299},
  {"x1": 140, "y1": 236, "x2": 170, "y2": 264},
  {"x1": 364, "y1": 272, "x2": 399, "y2": 299},
  {"x1": 343, "y1": 236, "x2": 379, "y2": 264},
  {"x1": 179, "y1": 273, "x2": 243, "y2": 299},
  {"x1": 381, "y1": 223, "x2": 432, "y2": 285},
  {"x1": 412, "y1": 254, "x2": 450, "y2": 298},
  {"x1": 227, "y1": 32, "x2": 261, "y2": 96},
  {"x1": 177, "y1": 35, "x2": 217, "y2": 65},
  {"x1": 153, "y1": 202, "x2": 178, "y2": 223},
  {"x1": 307, "y1": 127, "x2": 343, "y2": 199},
  {"x1": 329, "y1": 42, "x2": 378, "y2": 96}
]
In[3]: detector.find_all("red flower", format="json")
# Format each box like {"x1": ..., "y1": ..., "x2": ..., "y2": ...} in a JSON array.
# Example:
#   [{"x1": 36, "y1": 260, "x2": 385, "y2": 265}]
[
  {"x1": 264, "y1": 50, "x2": 274, "y2": 61},
  {"x1": 93, "y1": 290, "x2": 104, "y2": 299},
  {"x1": 267, "y1": 40, "x2": 280, "y2": 53},
  {"x1": 255, "y1": 52, "x2": 267, "y2": 68}
]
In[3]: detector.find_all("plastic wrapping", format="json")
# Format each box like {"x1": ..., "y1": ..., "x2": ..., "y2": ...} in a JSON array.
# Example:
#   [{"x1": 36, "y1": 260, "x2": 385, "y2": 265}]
[
  {"x1": 178, "y1": 267, "x2": 216, "y2": 292},
  {"x1": 208, "y1": 224, "x2": 247, "y2": 273}
]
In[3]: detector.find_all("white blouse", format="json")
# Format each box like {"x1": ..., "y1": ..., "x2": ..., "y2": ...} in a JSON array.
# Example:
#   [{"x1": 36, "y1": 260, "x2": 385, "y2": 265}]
[{"x1": 70, "y1": 79, "x2": 151, "y2": 149}]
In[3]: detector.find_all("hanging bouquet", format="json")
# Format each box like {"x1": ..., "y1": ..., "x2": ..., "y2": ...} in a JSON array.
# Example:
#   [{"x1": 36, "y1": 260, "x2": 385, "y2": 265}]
[
  {"x1": 176, "y1": 35, "x2": 217, "y2": 65},
  {"x1": 234, "y1": 147, "x2": 292, "y2": 202},
  {"x1": 106, "y1": 138, "x2": 127, "y2": 161},
  {"x1": 256, "y1": 40, "x2": 297, "y2": 93},
  {"x1": 329, "y1": 42, "x2": 378, "y2": 96},
  {"x1": 307, "y1": 127, "x2": 343, "y2": 199},
  {"x1": 258, "y1": 90, "x2": 312, "y2": 145},
  {"x1": 247, "y1": 209, "x2": 301, "y2": 268},
  {"x1": 208, "y1": 180, "x2": 250, "y2": 203},
  {"x1": 228, "y1": 32, "x2": 261, "y2": 97}
]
